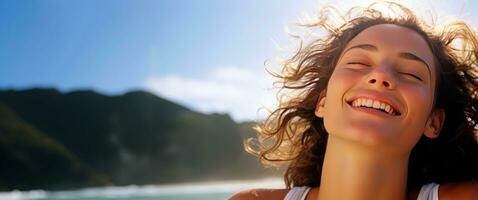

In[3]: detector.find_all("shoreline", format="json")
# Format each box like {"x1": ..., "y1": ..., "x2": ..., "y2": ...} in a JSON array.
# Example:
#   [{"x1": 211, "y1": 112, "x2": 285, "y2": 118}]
[{"x1": 0, "y1": 177, "x2": 284, "y2": 200}]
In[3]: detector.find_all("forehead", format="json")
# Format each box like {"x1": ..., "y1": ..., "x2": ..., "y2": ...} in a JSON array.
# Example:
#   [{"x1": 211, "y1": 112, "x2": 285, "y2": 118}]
[{"x1": 343, "y1": 24, "x2": 435, "y2": 68}]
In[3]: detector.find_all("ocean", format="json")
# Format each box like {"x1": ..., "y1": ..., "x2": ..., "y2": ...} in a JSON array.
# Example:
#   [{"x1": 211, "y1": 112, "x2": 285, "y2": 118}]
[{"x1": 0, "y1": 178, "x2": 284, "y2": 200}]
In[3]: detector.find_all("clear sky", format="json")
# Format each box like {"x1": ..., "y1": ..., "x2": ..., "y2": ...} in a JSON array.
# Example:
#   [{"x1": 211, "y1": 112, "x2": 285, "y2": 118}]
[{"x1": 1, "y1": 0, "x2": 477, "y2": 121}]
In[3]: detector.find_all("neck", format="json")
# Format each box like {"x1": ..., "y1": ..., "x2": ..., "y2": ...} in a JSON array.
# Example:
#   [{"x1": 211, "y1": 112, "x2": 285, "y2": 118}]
[{"x1": 317, "y1": 136, "x2": 409, "y2": 200}]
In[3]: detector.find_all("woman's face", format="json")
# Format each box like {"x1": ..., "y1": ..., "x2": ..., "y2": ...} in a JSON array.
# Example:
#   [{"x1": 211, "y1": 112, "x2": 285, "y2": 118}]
[{"x1": 316, "y1": 24, "x2": 443, "y2": 154}]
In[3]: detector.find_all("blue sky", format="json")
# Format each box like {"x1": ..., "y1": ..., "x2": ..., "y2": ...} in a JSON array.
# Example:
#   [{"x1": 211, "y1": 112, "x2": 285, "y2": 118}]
[
  {"x1": 0, "y1": 0, "x2": 314, "y2": 90},
  {"x1": 1, "y1": 0, "x2": 477, "y2": 121}
]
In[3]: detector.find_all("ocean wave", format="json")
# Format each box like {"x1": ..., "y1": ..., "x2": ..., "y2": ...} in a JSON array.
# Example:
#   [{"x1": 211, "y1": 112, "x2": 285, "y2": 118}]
[{"x1": 0, "y1": 177, "x2": 283, "y2": 200}]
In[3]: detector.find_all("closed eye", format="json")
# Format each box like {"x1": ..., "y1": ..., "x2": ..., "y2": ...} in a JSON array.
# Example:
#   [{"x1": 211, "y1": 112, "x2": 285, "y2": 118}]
[
  {"x1": 400, "y1": 72, "x2": 423, "y2": 81},
  {"x1": 347, "y1": 62, "x2": 370, "y2": 66}
]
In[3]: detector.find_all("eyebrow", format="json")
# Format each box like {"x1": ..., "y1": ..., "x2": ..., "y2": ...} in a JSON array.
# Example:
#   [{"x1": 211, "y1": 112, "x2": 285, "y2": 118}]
[{"x1": 342, "y1": 44, "x2": 432, "y2": 76}]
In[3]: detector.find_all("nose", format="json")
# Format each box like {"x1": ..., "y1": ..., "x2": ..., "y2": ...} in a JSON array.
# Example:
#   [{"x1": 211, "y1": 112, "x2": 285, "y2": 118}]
[
  {"x1": 368, "y1": 78, "x2": 392, "y2": 88},
  {"x1": 366, "y1": 66, "x2": 395, "y2": 89}
]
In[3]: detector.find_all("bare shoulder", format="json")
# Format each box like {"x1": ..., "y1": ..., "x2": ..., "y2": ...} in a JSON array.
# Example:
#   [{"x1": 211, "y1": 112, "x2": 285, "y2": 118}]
[
  {"x1": 229, "y1": 188, "x2": 289, "y2": 200},
  {"x1": 439, "y1": 180, "x2": 478, "y2": 200},
  {"x1": 229, "y1": 187, "x2": 320, "y2": 200}
]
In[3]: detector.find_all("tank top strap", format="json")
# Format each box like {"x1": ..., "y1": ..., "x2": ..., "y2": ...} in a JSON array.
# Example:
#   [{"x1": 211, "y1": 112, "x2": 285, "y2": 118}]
[
  {"x1": 284, "y1": 186, "x2": 312, "y2": 200},
  {"x1": 417, "y1": 182, "x2": 440, "y2": 200}
]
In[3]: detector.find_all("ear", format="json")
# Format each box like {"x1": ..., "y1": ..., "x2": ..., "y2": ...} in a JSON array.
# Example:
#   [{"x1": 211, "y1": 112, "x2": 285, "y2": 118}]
[
  {"x1": 423, "y1": 109, "x2": 445, "y2": 139},
  {"x1": 315, "y1": 96, "x2": 326, "y2": 118}
]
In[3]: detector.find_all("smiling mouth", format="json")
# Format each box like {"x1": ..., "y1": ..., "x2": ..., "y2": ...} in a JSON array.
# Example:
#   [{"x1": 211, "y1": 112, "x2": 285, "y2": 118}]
[{"x1": 346, "y1": 98, "x2": 401, "y2": 116}]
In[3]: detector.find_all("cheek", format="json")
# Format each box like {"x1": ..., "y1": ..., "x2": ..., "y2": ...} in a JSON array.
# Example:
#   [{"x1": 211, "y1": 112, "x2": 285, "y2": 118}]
[
  {"x1": 324, "y1": 69, "x2": 365, "y2": 111},
  {"x1": 402, "y1": 83, "x2": 434, "y2": 118},
  {"x1": 321, "y1": 70, "x2": 359, "y2": 132},
  {"x1": 326, "y1": 69, "x2": 360, "y2": 93},
  {"x1": 399, "y1": 84, "x2": 435, "y2": 147},
  {"x1": 324, "y1": 71, "x2": 352, "y2": 110}
]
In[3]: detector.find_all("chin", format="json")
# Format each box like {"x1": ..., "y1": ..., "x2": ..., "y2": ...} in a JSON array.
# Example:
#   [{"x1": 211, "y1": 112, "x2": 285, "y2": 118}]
[{"x1": 326, "y1": 121, "x2": 396, "y2": 147}]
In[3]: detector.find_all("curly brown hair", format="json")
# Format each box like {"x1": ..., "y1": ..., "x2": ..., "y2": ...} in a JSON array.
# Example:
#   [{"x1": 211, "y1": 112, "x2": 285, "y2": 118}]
[{"x1": 245, "y1": 1, "x2": 478, "y2": 190}]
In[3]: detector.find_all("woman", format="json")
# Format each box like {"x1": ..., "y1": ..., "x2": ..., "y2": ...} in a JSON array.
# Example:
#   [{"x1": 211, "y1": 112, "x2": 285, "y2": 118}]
[{"x1": 231, "y1": 1, "x2": 478, "y2": 200}]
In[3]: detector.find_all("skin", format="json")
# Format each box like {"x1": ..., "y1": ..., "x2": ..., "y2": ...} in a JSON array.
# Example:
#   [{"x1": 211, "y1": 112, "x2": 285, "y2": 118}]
[
  {"x1": 314, "y1": 24, "x2": 443, "y2": 200},
  {"x1": 229, "y1": 24, "x2": 478, "y2": 200}
]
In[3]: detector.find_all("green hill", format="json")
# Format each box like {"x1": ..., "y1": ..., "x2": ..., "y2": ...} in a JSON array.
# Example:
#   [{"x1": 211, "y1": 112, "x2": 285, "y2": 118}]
[
  {"x1": 0, "y1": 88, "x2": 277, "y2": 190},
  {"x1": 0, "y1": 102, "x2": 109, "y2": 190}
]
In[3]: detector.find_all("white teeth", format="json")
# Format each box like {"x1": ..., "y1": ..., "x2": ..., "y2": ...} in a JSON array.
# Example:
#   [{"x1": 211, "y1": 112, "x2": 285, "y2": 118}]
[
  {"x1": 372, "y1": 101, "x2": 380, "y2": 109},
  {"x1": 366, "y1": 99, "x2": 373, "y2": 107},
  {"x1": 350, "y1": 98, "x2": 397, "y2": 115},
  {"x1": 385, "y1": 105, "x2": 391, "y2": 114}
]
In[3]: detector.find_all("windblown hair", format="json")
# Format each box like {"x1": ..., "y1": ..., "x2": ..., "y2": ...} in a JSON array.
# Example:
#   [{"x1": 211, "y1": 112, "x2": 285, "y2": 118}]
[{"x1": 246, "y1": 1, "x2": 478, "y2": 190}]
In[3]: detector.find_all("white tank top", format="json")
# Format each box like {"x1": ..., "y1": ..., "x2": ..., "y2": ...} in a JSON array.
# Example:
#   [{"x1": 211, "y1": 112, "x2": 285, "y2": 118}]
[{"x1": 284, "y1": 183, "x2": 439, "y2": 200}]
